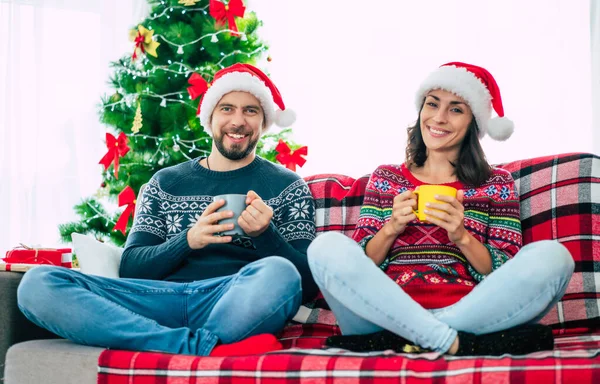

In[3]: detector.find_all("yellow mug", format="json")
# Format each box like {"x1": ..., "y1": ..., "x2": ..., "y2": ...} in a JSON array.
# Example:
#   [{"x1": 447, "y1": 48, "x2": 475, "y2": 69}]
[{"x1": 412, "y1": 185, "x2": 457, "y2": 222}]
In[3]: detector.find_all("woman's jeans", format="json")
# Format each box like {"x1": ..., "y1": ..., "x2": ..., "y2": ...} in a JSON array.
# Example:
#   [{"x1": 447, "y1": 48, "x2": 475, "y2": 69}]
[
  {"x1": 17, "y1": 256, "x2": 302, "y2": 356},
  {"x1": 307, "y1": 232, "x2": 574, "y2": 353}
]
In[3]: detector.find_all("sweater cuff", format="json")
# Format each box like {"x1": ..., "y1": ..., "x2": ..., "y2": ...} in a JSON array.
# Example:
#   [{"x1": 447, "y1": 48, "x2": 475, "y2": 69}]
[
  {"x1": 251, "y1": 222, "x2": 284, "y2": 255},
  {"x1": 358, "y1": 235, "x2": 389, "y2": 271},
  {"x1": 467, "y1": 244, "x2": 511, "y2": 282},
  {"x1": 358, "y1": 235, "x2": 374, "y2": 252}
]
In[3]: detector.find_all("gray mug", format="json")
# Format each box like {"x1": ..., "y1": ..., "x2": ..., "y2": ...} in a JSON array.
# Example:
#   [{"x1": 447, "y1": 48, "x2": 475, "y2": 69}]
[{"x1": 213, "y1": 194, "x2": 247, "y2": 236}]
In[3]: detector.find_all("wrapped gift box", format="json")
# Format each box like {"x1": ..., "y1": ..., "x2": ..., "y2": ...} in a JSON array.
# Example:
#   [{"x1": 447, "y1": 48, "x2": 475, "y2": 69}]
[{"x1": 3, "y1": 247, "x2": 72, "y2": 268}]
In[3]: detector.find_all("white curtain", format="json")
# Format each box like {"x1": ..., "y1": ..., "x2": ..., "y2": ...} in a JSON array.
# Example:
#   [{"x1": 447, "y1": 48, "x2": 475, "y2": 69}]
[
  {"x1": 592, "y1": 0, "x2": 600, "y2": 155},
  {"x1": 0, "y1": 0, "x2": 147, "y2": 251}
]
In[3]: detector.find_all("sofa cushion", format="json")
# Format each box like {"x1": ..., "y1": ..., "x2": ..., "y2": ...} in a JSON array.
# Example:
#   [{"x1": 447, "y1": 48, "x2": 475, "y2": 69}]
[
  {"x1": 71, "y1": 233, "x2": 123, "y2": 278},
  {"x1": 4, "y1": 339, "x2": 103, "y2": 384},
  {"x1": 0, "y1": 272, "x2": 58, "y2": 381},
  {"x1": 500, "y1": 153, "x2": 600, "y2": 335},
  {"x1": 304, "y1": 153, "x2": 600, "y2": 335}
]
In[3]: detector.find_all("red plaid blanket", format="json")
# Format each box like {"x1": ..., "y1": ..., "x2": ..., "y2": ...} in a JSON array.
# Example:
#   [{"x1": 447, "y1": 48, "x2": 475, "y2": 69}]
[
  {"x1": 98, "y1": 331, "x2": 600, "y2": 383},
  {"x1": 97, "y1": 153, "x2": 600, "y2": 384}
]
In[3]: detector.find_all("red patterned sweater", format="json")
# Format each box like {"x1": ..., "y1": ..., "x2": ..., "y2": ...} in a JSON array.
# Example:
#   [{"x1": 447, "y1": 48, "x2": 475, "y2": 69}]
[{"x1": 352, "y1": 163, "x2": 522, "y2": 309}]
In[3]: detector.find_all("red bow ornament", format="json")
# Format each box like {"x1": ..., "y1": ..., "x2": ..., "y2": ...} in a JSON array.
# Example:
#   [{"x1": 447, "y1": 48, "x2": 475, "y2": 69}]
[
  {"x1": 99, "y1": 132, "x2": 130, "y2": 179},
  {"x1": 209, "y1": 0, "x2": 246, "y2": 36},
  {"x1": 275, "y1": 140, "x2": 308, "y2": 172},
  {"x1": 187, "y1": 73, "x2": 209, "y2": 114},
  {"x1": 114, "y1": 186, "x2": 137, "y2": 235}
]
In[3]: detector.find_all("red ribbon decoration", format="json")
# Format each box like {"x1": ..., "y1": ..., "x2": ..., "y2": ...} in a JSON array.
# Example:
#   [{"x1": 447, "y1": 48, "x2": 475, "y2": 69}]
[
  {"x1": 99, "y1": 132, "x2": 130, "y2": 179},
  {"x1": 114, "y1": 186, "x2": 136, "y2": 235},
  {"x1": 209, "y1": 0, "x2": 246, "y2": 36},
  {"x1": 187, "y1": 73, "x2": 209, "y2": 114},
  {"x1": 275, "y1": 139, "x2": 308, "y2": 172},
  {"x1": 132, "y1": 31, "x2": 145, "y2": 60}
]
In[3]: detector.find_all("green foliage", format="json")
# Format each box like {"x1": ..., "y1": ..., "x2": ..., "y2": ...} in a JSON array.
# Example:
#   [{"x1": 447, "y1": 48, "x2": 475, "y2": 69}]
[{"x1": 60, "y1": 0, "x2": 302, "y2": 246}]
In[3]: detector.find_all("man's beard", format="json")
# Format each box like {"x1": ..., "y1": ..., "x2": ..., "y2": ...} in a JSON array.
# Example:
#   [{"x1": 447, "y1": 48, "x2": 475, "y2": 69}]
[{"x1": 213, "y1": 130, "x2": 259, "y2": 161}]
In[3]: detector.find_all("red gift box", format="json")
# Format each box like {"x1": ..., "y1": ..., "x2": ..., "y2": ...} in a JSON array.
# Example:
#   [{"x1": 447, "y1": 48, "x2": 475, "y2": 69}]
[{"x1": 3, "y1": 245, "x2": 72, "y2": 268}]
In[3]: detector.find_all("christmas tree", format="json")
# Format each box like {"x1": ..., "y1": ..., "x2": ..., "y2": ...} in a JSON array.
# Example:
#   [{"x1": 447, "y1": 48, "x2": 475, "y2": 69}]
[{"x1": 59, "y1": 0, "x2": 306, "y2": 247}]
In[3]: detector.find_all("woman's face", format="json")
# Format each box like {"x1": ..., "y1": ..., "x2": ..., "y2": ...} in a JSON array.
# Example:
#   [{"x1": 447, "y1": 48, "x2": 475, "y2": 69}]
[{"x1": 419, "y1": 89, "x2": 473, "y2": 155}]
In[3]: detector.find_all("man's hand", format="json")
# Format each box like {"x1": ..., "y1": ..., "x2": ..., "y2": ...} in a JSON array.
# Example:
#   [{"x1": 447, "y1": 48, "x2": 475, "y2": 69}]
[
  {"x1": 238, "y1": 190, "x2": 273, "y2": 237},
  {"x1": 187, "y1": 199, "x2": 235, "y2": 249}
]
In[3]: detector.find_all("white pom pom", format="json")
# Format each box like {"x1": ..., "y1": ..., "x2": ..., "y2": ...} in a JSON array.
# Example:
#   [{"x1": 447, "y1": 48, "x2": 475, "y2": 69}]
[
  {"x1": 487, "y1": 117, "x2": 514, "y2": 141},
  {"x1": 275, "y1": 109, "x2": 296, "y2": 127}
]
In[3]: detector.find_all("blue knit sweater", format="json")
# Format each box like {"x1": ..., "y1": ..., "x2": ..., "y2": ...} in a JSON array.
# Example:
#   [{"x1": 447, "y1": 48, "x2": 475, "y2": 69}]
[{"x1": 120, "y1": 156, "x2": 318, "y2": 302}]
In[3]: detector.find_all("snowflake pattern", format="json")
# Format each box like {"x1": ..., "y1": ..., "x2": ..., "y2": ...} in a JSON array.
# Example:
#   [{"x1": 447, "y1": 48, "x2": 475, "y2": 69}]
[
  {"x1": 374, "y1": 179, "x2": 392, "y2": 192},
  {"x1": 166, "y1": 214, "x2": 183, "y2": 233},
  {"x1": 464, "y1": 189, "x2": 477, "y2": 198},
  {"x1": 187, "y1": 213, "x2": 201, "y2": 228},
  {"x1": 484, "y1": 185, "x2": 498, "y2": 196},
  {"x1": 397, "y1": 186, "x2": 408, "y2": 194},
  {"x1": 289, "y1": 200, "x2": 310, "y2": 220},
  {"x1": 137, "y1": 196, "x2": 152, "y2": 214},
  {"x1": 499, "y1": 185, "x2": 511, "y2": 200}
]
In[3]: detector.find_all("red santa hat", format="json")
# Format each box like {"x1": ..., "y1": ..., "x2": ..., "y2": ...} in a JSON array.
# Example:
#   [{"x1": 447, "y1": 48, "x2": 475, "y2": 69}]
[
  {"x1": 415, "y1": 62, "x2": 514, "y2": 141},
  {"x1": 187, "y1": 63, "x2": 295, "y2": 136}
]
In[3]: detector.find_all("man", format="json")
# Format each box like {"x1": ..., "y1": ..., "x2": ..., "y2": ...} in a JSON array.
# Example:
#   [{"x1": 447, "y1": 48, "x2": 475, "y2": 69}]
[{"x1": 18, "y1": 64, "x2": 318, "y2": 357}]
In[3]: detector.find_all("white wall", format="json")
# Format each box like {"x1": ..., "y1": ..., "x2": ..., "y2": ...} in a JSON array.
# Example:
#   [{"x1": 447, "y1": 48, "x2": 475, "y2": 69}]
[{"x1": 248, "y1": 0, "x2": 593, "y2": 178}]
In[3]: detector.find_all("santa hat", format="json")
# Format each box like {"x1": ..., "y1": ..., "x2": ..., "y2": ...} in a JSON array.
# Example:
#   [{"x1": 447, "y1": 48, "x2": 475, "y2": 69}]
[
  {"x1": 415, "y1": 62, "x2": 514, "y2": 141},
  {"x1": 187, "y1": 63, "x2": 295, "y2": 136}
]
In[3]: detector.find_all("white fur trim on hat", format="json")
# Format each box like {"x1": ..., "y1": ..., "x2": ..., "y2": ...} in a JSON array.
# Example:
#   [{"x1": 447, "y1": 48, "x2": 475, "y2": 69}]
[
  {"x1": 415, "y1": 66, "x2": 492, "y2": 139},
  {"x1": 199, "y1": 72, "x2": 276, "y2": 136}
]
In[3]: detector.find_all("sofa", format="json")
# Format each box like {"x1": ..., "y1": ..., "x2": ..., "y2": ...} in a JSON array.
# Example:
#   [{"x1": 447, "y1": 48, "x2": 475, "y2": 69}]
[{"x1": 2, "y1": 152, "x2": 599, "y2": 383}]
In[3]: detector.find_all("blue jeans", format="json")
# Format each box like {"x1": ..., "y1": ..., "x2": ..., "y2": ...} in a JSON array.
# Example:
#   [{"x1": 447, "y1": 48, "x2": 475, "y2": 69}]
[
  {"x1": 17, "y1": 256, "x2": 302, "y2": 356},
  {"x1": 307, "y1": 232, "x2": 574, "y2": 353}
]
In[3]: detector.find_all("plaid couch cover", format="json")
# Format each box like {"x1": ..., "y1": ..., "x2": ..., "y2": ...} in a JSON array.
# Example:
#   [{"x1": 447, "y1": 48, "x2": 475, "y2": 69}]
[{"x1": 98, "y1": 152, "x2": 600, "y2": 383}]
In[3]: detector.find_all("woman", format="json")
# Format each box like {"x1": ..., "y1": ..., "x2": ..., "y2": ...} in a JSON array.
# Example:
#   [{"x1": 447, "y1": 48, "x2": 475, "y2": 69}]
[{"x1": 307, "y1": 62, "x2": 574, "y2": 356}]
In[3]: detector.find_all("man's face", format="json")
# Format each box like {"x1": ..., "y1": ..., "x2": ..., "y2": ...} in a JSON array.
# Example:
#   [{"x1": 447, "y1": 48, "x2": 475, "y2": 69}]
[{"x1": 211, "y1": 91, "x2": 264, "y2": 161}]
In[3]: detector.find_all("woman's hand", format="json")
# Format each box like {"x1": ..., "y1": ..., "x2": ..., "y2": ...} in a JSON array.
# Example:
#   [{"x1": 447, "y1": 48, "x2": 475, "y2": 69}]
[
  {"x1": 384, "y1": 190, "x2": 417, "y2": 236},
  {"x1": 423, "y1": 190, "x2": 468, "y2": 245}
]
